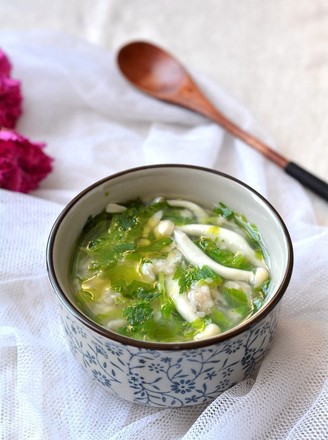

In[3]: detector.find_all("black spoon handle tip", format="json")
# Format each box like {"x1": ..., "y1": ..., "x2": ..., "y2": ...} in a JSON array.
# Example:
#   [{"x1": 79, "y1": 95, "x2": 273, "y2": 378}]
[{"x1": 284, "y1": 161, "x2": 328, "y2": 201}]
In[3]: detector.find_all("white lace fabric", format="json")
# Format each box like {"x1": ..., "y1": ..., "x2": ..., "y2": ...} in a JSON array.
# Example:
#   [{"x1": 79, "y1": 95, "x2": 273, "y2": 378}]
[{"x1": 0, "y1": 31, "x2": 327, "y2": 440}]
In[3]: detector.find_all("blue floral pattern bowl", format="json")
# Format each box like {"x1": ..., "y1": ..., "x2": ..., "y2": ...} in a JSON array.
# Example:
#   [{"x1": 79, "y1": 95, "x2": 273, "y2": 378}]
[
  {"x1": 47, "y1": 165, "x2": 293, "y2": 407},
  {"x1": 61, "y1": 304, "x2": 279, "y2": 407}
]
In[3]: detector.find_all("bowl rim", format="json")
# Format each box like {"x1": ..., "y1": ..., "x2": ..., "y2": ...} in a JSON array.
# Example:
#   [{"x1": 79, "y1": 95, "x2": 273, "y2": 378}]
[{"x1": 46, "y1": 164, "x2": 293, "y2": 350}]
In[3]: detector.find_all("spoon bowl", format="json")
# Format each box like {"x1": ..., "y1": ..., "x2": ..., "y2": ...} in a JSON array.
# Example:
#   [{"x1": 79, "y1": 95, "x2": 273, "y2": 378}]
[
  {"x1": 117, "y1": 41, "x2": 328, "y2": 201},
  {"x1": 118, "y1": 41, "x2": 185, "y2": 96}
]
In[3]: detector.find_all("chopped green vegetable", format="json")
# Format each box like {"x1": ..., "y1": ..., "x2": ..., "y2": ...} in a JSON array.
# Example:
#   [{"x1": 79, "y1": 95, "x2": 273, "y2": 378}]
[
  {"x1": 162, "y1": 207, "x2": 194, "y2": 225},
  {"x1": 123, "y1": 280, "x2": 159, "y2": 300},
  {"x1": 197, "y1": 237, "x2": 253, "y2": 270},
  {"x1": 209, "y1": 309, "x2": 231, "y2": 332},
  {"x1": 94, "y1": 308, "x2": 123, "y2": 325},
  {"x1": 174, "y1": 265, "x2": 223, "y2": 294},
  {"x1": 71, "y1": 198, "x2": 271, "y2": 342},
  {"x1": 223, "y1": 286, "x2": 252, "y2": 317},
  {"x1": 213, "y1": 202, "x2": 234, "y2": 220},
  {"x1": 213, "y1": 202, "x2": 267, "y2": 257},
  {"x1": 182, "y1": 317, "x2": 211, "y2": 339},
  {"x1": 123, "y1": 302, "x2": 154, "y2": 328},
  {"x1": 137, "y1": 237, "x2": 173, "y2": 253}
]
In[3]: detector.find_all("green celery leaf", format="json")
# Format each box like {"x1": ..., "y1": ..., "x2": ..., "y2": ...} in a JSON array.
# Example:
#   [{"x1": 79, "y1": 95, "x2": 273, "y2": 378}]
[
  {"x1": 223, "y1": 286, "x2": 252, "y2": 318},
  {"x1": 94, "y1": 308, "x2": 123, "y2": 325},
  {"x1": 182, "y1": 317, "x2": 209, "y2": 339},
  {"x1": 234, "y1": 215, "x2": 263, "y2": 253},
  {"x1": 113, "y1": 242, "x2": 136, "y2": 258},
  {"x1": 176, "y1": 265, "x2": 223, "y2": 294},
  {"x1": 223, "y1": 287, "x2": 248, "y2": 307},
  {"x1": 82, "y1": 210, "x2": 111, "y2": 235},
  {"x1": 198, "y1": 238, "x2": 253, "y2": 270},
  {"x1": 212, "y1": 202, "x2": 267, "y2": 259},
  {"x1": 123, "y1": 302, "x2": 153, "y2": 328},
  {"x1": 212, "y1": 202, "x2": 234, "y2": 219},
  {"x1": 161, "y1": 300, "x2": 175, "y2": 319},
  {"x1": 137, "y1": 237, "x2": 173, "y2": 252},
  {"x1": 123, "y1": 280, "x2": 159, "y2": 300},
  {"x1": 210, "y1": 309, "x2": 232, "y2": 332}
]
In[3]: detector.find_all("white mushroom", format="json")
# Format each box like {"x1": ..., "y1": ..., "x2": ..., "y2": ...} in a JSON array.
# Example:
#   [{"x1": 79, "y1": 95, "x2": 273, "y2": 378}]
[
  {"x1": 223, "y1": 280, "x2": 252, "y2": 299},
  {"x1": 140, "y1": 250, "x2": 183, "y2": 281},
  {"x1": 167, "y1": 199, "x2": 208, "y2": 222},
  {"x1": 194, "y1": 323, "x2": 221, "y2": 341},
  {"x1": 173, "y1": 229, "x2": 254, "y2": 282},
  {"x1": 140, "y1": 261, "x2": 156, "y2": 281},
  {"x1": 154, "y1": 219, "x2": 175, "y2": 237},
  {"x1": 165, "y1": 275, "x2": 199, "y2": 322},
  {"x1": 142, "y1": 210, "x2": 163, "y2": 237},
  {"x1": 165, "y1": 276, "x2": 221, "y2": 340},
  {"x1": 177, "y1": 224, "x2": 267, "y2": 268},
  {"x1": 105, "y1": 203, "x2": 127, "y2": 213},
  {"x1": 251, "y1": 267, "x2": 270, "y2": 288},
  {"x1": 105, "y1": 319, "x2": 128, "y2": 330}
]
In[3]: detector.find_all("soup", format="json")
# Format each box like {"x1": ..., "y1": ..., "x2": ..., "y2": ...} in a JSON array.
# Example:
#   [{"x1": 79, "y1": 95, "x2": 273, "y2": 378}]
[{"x1": 71, "y1": 197, "x2": 271, "y2": 343}]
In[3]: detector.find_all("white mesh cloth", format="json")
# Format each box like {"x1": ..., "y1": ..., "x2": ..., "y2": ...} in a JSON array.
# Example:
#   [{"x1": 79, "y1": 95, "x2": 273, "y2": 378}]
[{"x1": 0, "y1": 31, "x2": 327, "y2": 440}]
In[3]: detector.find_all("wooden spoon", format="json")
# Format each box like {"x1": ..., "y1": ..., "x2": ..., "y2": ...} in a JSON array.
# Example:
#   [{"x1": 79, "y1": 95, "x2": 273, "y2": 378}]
[{"x1": 117, "y1": 41, "x2": 328, "y2": 201}]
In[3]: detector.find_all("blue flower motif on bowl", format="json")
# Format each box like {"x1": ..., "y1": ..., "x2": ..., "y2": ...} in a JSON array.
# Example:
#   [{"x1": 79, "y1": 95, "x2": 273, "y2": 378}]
[{"x1": 60, "y1": 303, "x2": 279, "y2": 407}]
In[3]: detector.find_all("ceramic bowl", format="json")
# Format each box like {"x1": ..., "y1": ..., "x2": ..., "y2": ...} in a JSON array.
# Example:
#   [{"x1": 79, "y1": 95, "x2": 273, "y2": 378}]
[{"x1": 46, "y1": 164, "x2": 293, "y2": 407}]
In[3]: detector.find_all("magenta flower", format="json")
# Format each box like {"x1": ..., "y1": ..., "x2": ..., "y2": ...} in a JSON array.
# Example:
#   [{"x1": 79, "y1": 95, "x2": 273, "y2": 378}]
[
  {"x1": 0, "y1": 129, "x2": 53, "y2": 193},
  {"x1": 0, "y1": 50, "x2": 12, "y2": 76},
  {"x1": 0, "y1": 48, "x2": 53, "y2": 193},
  {"x1": 0, "y1": 76, "x2": 22, "y2": 128},
  {"x1": 0, "y1": 48, "x2": 22, "y2": 128}
]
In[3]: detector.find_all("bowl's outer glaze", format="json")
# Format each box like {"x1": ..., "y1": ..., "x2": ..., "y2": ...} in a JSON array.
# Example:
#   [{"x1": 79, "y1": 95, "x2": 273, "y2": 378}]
[
  {"x1": 47, "y1": 165, "x2": 293, "y2": 406},
  {"x1": 60, "y1": 302, "x2": 279, "y2": 407}
]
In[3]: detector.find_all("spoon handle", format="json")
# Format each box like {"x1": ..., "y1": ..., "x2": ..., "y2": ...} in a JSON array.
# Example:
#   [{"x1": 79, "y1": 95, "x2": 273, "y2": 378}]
[
  {"x1": 186, "y1": 93, "x2": 328, "y2": 200},
  {"x1": 284, "y1": 162, "x2": 328, "y2": 201},
  {"x1": 214, "y1": 109, "x2": 328, "y2": 200},
  {"x1": 219, "y1": 115, "x2": 328, "y2": 200}
]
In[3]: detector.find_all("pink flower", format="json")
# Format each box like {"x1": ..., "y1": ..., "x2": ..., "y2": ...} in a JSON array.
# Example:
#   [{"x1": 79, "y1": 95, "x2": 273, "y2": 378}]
[
  {"x1": 0, "y1": 49, "x2": 12, "y2": 76},
  {"x1": 0, "y1": 49, "x2": 52, "y2": 193},
  {"x1": 0, "y1": 48, "x2": 22, "y2": 128},
  {"x1": 0, "y1": 129, "x2": 53, "y2": 193},
  {"x1": 0, "y1": 76, "x2": 22, "y2": 128}
]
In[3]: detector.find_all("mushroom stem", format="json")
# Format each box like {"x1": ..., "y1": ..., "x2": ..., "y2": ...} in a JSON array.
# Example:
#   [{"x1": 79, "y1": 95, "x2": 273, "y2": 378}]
[
  {"x1": 177, "y1": 224, "x2": 267, "y2": 268},
  {"x1": 174, "y1": 229, "x2": 254, "y2": 282},
  {"x1": 165, "y1": 275, "x2": 199, "y2": 322},
  {"x1": 165, "y1": 275, "x2": 221, "y2": 340},
  {"x1": 167, "y1": 199, "x2": 208, "y2": 222}
]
